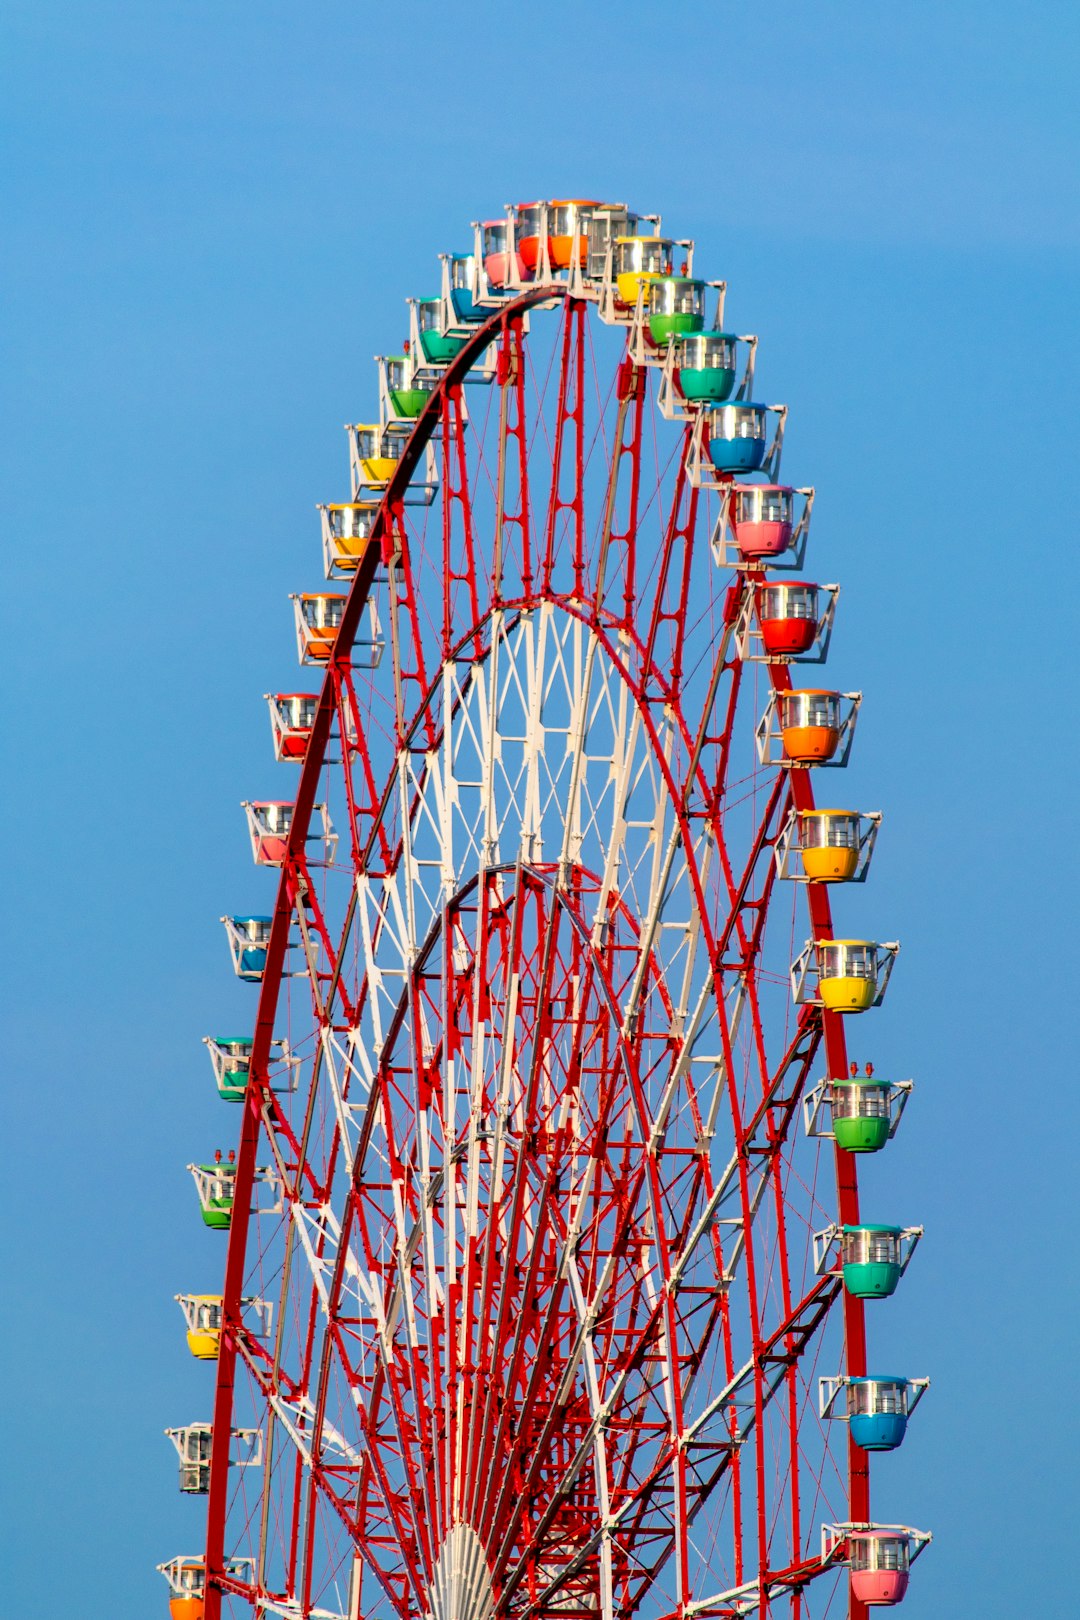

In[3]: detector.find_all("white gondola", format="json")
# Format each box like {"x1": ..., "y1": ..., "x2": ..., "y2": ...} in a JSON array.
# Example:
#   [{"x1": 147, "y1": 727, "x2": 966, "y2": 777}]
[{"x1": 163, "y1": 1422, "x2": 262, "y2": 1494}]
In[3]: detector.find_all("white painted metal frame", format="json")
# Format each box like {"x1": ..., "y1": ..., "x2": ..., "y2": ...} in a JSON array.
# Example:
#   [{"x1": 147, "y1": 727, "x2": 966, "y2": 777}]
[
  {"x1": 157, "y1": 1555, "x2": 254, "y2": 1593},
  {"x1": 187, "y1": 1160, "x2": 283, "y2": 1216},
  {"x1": 818, "y1": 1374, "x2": 930, "y2": 1421},
  {"x1": 174, "y1": 1292, "x2": 274, "y2": 1337},
  {"x1": 820, "y1": 1522, "x2": 933, "y2": 1564},
  {"x1": 346, "y1": 412, "x2": 440, "y2": 502},
  {"x1": 317, "y1": 502, "x2": 384, "y2": 581},
  {"x1": 165, "y1": 1421, "x2": 263, "y2": 1469},
  {"x1": 242, "y1": 799, "x2": 338, "y2": 867}
]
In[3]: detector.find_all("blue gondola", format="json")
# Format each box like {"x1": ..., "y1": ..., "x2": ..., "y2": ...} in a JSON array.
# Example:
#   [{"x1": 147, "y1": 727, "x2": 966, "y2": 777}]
[
  {"x1": 448, "y1": 254, "x2": 486, "y2": 322},
  {"x1": 848, "y1": 1376, "x2": 918, "y2": 1451},
  {"x1": 223, "y1": 915, "x2": 272, "y2": 981},
  {"x1": 707, "y1": 401, "x2": 771, "y2": 474}
]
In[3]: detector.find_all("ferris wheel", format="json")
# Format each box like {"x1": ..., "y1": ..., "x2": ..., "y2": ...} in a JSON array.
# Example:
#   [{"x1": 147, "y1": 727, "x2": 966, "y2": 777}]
[{"x1": 159, "y1": 199, "x2": 931, "y2": 1620}]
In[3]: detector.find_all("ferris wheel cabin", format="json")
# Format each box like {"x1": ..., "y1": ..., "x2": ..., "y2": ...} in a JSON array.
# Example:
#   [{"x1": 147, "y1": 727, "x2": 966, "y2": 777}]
[
  {"x1": 582, "y1": 204, "x2": 649, "y2": 273},
  {"x1": 515, "y1": 199, "x2": 601, "y2": 274},
  {"x1": 415, "y1": 298, "x2": 467, "y2": 364},
  {"x1": 817, "y1": 938, "x2": 896, "y2": 1011},
  {"x1": 189, "y1": 1151, "x2": 236, "y2": 1226},
  {"x1": 444, "y1": 253, "x2": 486, "y2": 323},
  {"x1": 548, "y1": 199, "x2": 601, "y2": 268},
  {"x1": 614, "y1": 235, "x2": 675, "y2": 306},
  {"x1": 384, "y1": 356, "x2": 432, "y2": 418},
  {"x1": 707, "y1": 401, "x2": 774, "y2": 474},
  {"x1": 804, "y1": 1063, "x2": 912, "y2": 1154},
  {"x1": 799, "y1": 809, "x2": 862, "y2": 879},
  {"x1": 292, "y1": 592, "x2": 345, "y2": 663},
  {"x1": 647, "y1": 276, "x2": 706, "y2": 345},
  {"x1": 221, "y1": 915, "x2": 271, "y2": 981},
  {"x1": 166, "y1": 1423, "x2": 213, "y2": 1493},
  {"x1": 779, "y1": 689, "x2": 844, "y2": 761},
  {"x1": 319, "y1": 503, "x2": 379, "y2": 576},
  {"x1": 176, "y1": 1294, "x2": 223, "y2": 1360},
  {"x1": 730, "y1": 482, "x2": 803, "y2": 557},
  {"x1": 847, "y1": 1377, "x2": 923, "y2": 1452},
  {"x1": 242, "y1": 800, "x2": 293, "y2": 866},
  {"x1": 157, "y1": 1556, "x2": 253, "y2": 1620},
  {"x1": 157, "y1": 1557, "x2": 206, "y2": 1620},
  {"x1": 848, "y1": 1530, "x2": 916, "y2": 1606},
  {"x1": 831, "y1": 1072, "x2": 893, "y2": 1150},
  {"x1": 675, "y1": 331, "x2": 739, "y2": 403},
  {"x1": 266, "y1": 693, "x2": 318, "y2": 761},
  {"x1": 840, "y1": 1224, "x2": 919, "y2": 1299},
  {"x1": 775, "y1": 807, "x2": 880, "y2": 886},
  {"x1": 764, "y1": 687, "x2": 862, "y2": 766},
  {"x1": 204, "y1": 1035, "x2": 252, "y2": 1101},
  {"x1": 349, "y1": 423, "x2": 397, "y2": 485},
  {"x1": 755, "y1": 581, "x2": 822, "y2": 656},
  {"x1": 480, "y1": 218, "x2": 527, "y2": 289},
  {"x1": 514, "y1": 202, "x2": 545, "y2": 273},
  {"x1": 820, "y1": 1371, "x2": 929, "y2": 1457}
]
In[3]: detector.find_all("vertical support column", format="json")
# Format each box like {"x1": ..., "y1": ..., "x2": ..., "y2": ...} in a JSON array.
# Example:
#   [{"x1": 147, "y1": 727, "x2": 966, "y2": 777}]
[
  {"x1": 642, "y1": 425, "x2": 698, "y2": 704},
  {"x1": 384, "y1": 499, "x2": 436, "y2": 752},
  {"x1": 441, "y1": 383, "x2": 481, "y2": 661},
  {"x1": 773, "y1": 662, "x2": 869, "y2": 1620},
  {"x1": 494, "y1": 318, "x2": 533, "y2": 602},
  {"x1": 334, "y1": 662, "x2": 394, "y2": 871},
  {"x1": 593, "y1": 354, "x2": 645, "y2": 629},
  {"x1": 541, "y1": 298, "x2": 587, "y2": 598}
]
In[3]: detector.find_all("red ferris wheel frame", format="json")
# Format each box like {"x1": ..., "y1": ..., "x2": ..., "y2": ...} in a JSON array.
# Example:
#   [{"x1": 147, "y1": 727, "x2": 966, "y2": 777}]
[{"x1": 191, "y1": 268, "x2": 916, "y2": 1620}]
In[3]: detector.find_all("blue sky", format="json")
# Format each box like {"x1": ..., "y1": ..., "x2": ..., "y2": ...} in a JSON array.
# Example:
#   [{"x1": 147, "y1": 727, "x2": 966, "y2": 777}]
[{"x1": 3, "y1": 2, "x2": 1078, "y2": 1615}]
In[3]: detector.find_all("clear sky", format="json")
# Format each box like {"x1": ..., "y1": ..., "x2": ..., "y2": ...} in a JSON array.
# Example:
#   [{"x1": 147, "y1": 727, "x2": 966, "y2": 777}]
[{"x1": 3, "y1": 2, "x2": 1078, "y2": 1615}]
